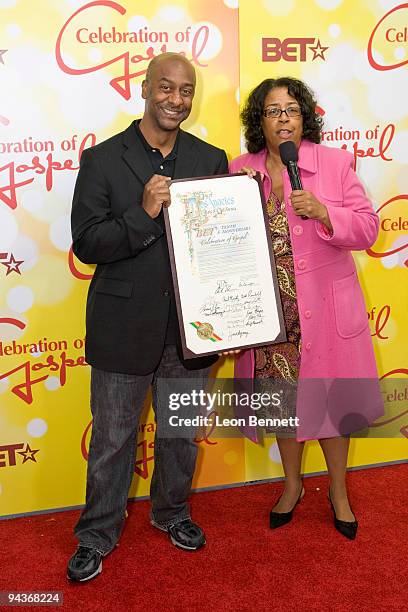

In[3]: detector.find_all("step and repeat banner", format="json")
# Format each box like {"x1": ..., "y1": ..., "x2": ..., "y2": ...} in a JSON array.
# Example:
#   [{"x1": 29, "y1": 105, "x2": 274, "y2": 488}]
[
  {"x1": 0, "y1": 0, "x2": 406, "y2": 517},
  {"x1": 239, "y1": 0, "x2": 408, "y2": 480}
]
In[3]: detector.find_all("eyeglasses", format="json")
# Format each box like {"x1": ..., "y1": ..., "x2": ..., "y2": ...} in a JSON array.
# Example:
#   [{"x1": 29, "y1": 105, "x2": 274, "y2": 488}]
[{"x1": 263, "y1": 106, "x2": 302, "y2": 119}]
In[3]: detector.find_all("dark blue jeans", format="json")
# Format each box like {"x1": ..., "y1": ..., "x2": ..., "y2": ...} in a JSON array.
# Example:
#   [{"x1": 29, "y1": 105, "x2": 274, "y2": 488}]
[{"x1": 75, "y1": 345, "x2": 211, "y2": 554}]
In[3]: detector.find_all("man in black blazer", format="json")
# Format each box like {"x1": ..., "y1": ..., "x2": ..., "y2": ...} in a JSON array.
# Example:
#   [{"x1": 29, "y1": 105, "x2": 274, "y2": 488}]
[{"x1": 68, "y1": 53, "x2": 228, "y2": 582}]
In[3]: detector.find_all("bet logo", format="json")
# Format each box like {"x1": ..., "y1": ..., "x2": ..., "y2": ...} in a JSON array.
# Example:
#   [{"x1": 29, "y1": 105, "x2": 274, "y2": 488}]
[
  {"x1": 0, "y1": 443, "x2": 39, "y2": 467},
  {"x1": 262, "y1": 37, "x2": 329, "y2": 62}
]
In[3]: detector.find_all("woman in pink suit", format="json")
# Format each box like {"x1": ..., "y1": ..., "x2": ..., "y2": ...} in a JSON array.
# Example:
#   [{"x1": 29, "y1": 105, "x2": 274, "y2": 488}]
[{"x1": 230, "y1": 77, "x2": 383, "y2": 539}]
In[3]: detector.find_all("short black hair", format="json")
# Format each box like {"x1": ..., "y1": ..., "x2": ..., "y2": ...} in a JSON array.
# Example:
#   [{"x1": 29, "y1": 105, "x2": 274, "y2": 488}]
[
  {"x1": 145, "y1": 52, "x2": 196, "y2": 84},
  {"x1": 241, "y1": 77, "x2": 323, "y2": 153}
]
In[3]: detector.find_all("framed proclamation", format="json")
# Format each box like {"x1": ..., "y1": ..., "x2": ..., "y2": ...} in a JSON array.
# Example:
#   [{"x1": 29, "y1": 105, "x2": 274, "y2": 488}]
[{"x1": 164, "y1": 173, "x2": 286, "y2": 359}]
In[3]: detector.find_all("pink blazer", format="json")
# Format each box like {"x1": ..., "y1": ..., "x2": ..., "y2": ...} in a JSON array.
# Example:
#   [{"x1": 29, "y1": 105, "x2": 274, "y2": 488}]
[{"x1": 229, "y1": 140, "x2": 384, "y2": 440}]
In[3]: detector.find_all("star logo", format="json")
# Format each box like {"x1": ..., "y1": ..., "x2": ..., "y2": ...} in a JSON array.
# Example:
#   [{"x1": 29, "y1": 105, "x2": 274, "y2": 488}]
[
  {"x1": 0, "y1": 49, "x2": 8, "y2": 65},
  {"x1": 1, "y1": 253, "x2": 24, "y2": 275},
  {"x1": 310, "y1": 39, "x2": 329, "y2": 61},
  {"x1": 17, "y1": 443, "x2": 40, "y2": 464}
]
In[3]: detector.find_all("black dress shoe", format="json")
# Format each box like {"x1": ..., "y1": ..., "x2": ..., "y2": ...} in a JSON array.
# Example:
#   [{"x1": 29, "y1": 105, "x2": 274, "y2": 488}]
[
  {"x1": 152, "y1": 518, "x2": 206, "y2": 551},
  {"x1": 67, "y1": 546, "x2": 103, "y2": 582},
  {"x1": 328, "y1": 493, "x2": 358, "y2": 540},
  {"x1": 269, "y1": 486, "x2": 305, "y2": 529}
]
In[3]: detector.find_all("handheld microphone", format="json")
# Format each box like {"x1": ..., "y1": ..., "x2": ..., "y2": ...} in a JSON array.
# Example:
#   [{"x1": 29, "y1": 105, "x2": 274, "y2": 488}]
[{"x1": 279, "y1": 141, "x2": 308, "y2": 220}]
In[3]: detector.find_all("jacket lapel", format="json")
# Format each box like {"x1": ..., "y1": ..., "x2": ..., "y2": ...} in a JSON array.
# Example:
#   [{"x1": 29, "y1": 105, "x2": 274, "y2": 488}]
[
  {"x1": 248, "y1": 149, "x2": 268, "y2": 174},
  {"x1": 297, "y1": 140, "x2": 317, "y2": 174},
  {"x1": 122, "y1": 124, "x2": 199, "y2": 182},
  {"x1": 121, "y1": 121, "x2": 152, "y2": 184},
  {"x1": 173, "y1": 130, "x2": 199, "y2": 179}
]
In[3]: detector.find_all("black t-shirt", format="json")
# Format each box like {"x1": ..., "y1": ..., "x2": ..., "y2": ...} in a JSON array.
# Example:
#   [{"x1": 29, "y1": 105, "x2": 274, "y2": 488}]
[{"x1": 134, "y1": 120, "x2": 179, "y2": 344}]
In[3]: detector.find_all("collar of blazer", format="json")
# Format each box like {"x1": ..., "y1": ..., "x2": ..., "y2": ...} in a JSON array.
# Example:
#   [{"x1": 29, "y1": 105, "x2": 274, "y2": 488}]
[{"x1": 121, "y1": 120, "x2": 199, "y2": 184}]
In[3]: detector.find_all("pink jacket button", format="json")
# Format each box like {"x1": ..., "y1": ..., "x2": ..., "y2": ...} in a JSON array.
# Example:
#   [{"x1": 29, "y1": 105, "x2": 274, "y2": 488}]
[
  {"x1": 293, "y1": 225, "x2": 303, "y2": 236},
  {"x1": 297, "y1": 259, "x2": 306, "y2": 270},
  {"x1": 304, "y1": 310, "x2": 312, "y2": 319},
  {"x1": 305, "y1": 342, "x2": 312, "y2": 350}
]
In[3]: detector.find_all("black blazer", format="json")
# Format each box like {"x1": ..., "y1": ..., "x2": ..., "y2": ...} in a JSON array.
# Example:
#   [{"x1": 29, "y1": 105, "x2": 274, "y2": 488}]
[{"x1": 71, "y1": 121, "x2": 229, "y2": 374}]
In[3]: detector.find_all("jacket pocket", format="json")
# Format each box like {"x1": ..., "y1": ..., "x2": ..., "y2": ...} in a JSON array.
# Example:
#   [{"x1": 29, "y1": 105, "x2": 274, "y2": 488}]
[
  {"x1": 332, "y1": 272, "x2": 368, "y2": 338},
  {"x1": 95, "y1": 277, "x2": 133, "y2": 298}
]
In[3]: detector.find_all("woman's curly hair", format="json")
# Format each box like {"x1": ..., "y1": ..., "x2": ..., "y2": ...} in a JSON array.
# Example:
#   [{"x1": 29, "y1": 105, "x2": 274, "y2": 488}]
[{"x1": 241, "y1": 77, "x2": 323, "y2": 153}]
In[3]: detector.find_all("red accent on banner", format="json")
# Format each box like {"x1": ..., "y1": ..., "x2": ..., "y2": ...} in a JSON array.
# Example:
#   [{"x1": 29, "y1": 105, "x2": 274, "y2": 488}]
[
  {"x1": 0, "y1": 352, "x2": 87, "y2": 404},
  {"x1": 367, "y1": 3, "x2": 408, "y2": 71},
  {"x1": 0, "y1": 162, "x2": 34, "y2": 210},
  {"x1": 81, "y1": 419, "x2": 93, "y2": 460},
  {"x1": 68, "y1": 246, "x2": 93, "y2": 280},
  {"x1": 380, "y1": 368, "x2": 408, "y2": 379},
  {"x1": 0, "y1": 134, "x2": 96, "y2": 212},
  {"x1": 81, "y1": 419, "x2": 155, "y2": 479},
  {"x1": 1, "y1": 254, "x2": 24, "y2": 275},
  {"x1": 17, "y1": 443, "x2": 40, "y2": 464},
  {"x1": 0, "y1": 317, "x2": 26, "y2": 330},
  {"x1": 370, "y1": 305, "x2": 391, "y2": 340},
  {"x1": 194, "y1": 410, "x2": 218, "y2": 445},
  {"x1": 134, "y1": 440, "x2": 155, "y2": 479},
  {"x1": 262, "y1": 37, "x2": 328, "y2": 62},
  {"x1": 0, "y1": 443, "x2": 25, "y2": 467},
  {"x1": 55, "y1": 0, "x2": 210, "y2": 100},
  {"x1": 366, "y1": 195, "x2": 408, "y2": 258},
  {"x1": 368, "y1": 369, "x2": 408, "y2": 430},
  {"x1": 0, "y1": 361, "x2": 48, "y2": 404},
  {"x1": 339, "y1": 123, "x2": 394, "y2": 170}
]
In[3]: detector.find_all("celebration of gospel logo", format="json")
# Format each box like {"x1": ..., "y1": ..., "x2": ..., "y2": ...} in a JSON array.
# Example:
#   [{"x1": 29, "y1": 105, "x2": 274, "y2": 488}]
[
  {"x1": 366, "y1": 195, "x2": 408, "y2": 264},
  {"x1": 81, "y1": 413, "x2": 219, "y2": 481},
  {"x1": 367, "y1": 3, "x2": 408, "y2": 70},
  {"x1": 55, "y1": 0, "x2": 213, "y2": 100}
]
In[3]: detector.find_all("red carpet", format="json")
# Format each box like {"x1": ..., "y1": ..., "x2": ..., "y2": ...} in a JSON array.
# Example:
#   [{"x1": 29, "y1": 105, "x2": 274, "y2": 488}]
[{"x1": 0, "y1": 463, "x2": 407, "y2": 612}]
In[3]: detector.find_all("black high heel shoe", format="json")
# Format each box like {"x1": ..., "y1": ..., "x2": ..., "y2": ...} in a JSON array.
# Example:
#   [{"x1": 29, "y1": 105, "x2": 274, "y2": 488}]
[
  {"x1": 270, "y1": 485, "x2": 305, "y2": 529},
  {"x1": 328, "y1": 492, "x2": 358, "y2": 540}
]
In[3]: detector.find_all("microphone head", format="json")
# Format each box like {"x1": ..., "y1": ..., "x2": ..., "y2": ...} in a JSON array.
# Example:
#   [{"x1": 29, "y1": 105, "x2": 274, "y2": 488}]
[{"x1": 279, "y1": 141, "x2": 298, "y2": 165}]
